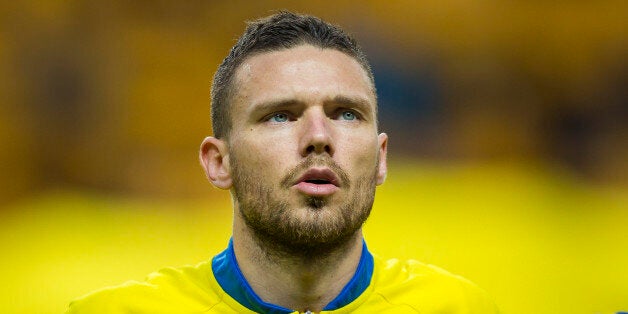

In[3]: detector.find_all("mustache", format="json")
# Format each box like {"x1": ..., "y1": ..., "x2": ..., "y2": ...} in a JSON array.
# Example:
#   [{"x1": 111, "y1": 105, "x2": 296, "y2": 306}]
[{"x1": 280, "y1": 156, "x2": 350, "y2": 189}]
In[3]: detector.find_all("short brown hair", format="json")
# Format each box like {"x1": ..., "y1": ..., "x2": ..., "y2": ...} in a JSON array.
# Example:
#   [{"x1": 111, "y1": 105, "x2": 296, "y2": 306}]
[{"x1": 210, "y1": 11, "x2": 375, "y2": 139}]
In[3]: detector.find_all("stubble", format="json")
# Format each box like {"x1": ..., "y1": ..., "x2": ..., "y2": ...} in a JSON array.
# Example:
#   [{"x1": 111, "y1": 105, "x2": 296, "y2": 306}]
[{"x1": 230, "y1": 153, "x2": 378, "y2": 258}]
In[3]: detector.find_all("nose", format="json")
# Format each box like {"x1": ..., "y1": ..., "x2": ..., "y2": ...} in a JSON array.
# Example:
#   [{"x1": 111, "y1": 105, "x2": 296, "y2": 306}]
[{"x1": 299, "y1": 108, "x2": 334, "y2": 157}]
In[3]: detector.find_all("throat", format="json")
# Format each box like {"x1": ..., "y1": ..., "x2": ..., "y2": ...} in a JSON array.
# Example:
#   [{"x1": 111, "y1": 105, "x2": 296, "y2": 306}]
[{"x1": 233, "y1": 226, "x2": 366, "y2": 312}]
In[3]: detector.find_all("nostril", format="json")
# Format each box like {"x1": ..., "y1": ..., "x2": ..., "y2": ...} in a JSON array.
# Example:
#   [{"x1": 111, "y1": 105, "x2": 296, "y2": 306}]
[{"x1": 305, "y1": 144, "x2": 331, "y2": 155}]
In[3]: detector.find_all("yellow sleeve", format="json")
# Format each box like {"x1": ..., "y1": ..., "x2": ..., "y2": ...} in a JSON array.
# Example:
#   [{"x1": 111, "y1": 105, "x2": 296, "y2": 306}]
[
  {"x1": 66, "y1": 263, "x2": 226, "y2": 313},
  {"x1": 370, "y1": 258, "x2": 500, "y2": 313}
]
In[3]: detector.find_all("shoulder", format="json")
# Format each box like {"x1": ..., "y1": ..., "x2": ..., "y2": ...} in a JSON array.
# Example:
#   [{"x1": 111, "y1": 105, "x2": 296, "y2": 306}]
[
  {"x1": 66, "y1": 260, "x2": 226, "y2": 313},
  {"x1": 369, "y1": 256, "x2": 499, "y2": 313}
]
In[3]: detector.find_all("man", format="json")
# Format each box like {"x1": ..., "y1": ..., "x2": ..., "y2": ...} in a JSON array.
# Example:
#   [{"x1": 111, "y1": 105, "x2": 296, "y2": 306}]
[{"x1": 68, "y1": 11, "x2": 498, "y2": 313}]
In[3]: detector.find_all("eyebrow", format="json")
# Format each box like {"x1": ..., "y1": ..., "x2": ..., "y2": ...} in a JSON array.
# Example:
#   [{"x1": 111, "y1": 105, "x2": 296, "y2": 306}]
[
  {"x1": 324, "y1": 95, "x2": 374, "y2": 116},
  {"x1": 251, "y1": 98, "x2": 304, "y2": 114},
  {"x1": 249, "y1": 94, "x2": 375, "y2": 118}
]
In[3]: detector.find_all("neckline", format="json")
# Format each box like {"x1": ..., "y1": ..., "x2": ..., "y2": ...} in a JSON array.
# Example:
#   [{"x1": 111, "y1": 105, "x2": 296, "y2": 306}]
[{"x1": 211, "y1": 238, "x2": 374, "y2": 313}]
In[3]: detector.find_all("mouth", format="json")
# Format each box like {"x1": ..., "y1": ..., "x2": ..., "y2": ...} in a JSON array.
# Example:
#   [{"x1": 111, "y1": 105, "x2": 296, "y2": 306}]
[{"x1": 293, "y1": 168, "x2": 340, "y2": 196}]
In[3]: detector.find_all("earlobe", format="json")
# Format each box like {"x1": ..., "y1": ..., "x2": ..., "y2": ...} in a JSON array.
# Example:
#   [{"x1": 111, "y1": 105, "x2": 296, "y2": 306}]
[
  {"x1": 376, "y1": 133, "x2": 388, "y2": 185},
  {"x1": 199, "y1": 136, "x2": 232, "y2": 189}
]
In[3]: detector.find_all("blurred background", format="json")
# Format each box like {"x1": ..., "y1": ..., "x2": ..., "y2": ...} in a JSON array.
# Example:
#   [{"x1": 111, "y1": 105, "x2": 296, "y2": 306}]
[{"x1": 1, "y1": 1, "x2": 626, "y2": 313}]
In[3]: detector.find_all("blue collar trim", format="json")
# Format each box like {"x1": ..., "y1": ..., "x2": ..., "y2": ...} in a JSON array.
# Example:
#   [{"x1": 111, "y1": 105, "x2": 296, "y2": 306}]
[{"x1": 211, "y1": 239, "x2": 374, "y2": 313}]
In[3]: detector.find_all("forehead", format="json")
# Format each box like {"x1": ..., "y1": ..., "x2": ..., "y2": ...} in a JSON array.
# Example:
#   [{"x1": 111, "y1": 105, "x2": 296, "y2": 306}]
[{"x1": 230, "y1": 45, "x2": 376, "y2": 116}]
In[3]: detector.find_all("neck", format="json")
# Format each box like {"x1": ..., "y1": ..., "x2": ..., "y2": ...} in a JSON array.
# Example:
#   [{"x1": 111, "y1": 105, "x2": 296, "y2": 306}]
[{"x1": 232, "y1": 212, "x2": 364, "y2": 312}]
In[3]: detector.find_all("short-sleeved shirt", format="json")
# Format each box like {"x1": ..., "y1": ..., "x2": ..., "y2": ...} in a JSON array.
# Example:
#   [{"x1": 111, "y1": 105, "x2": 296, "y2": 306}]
[{"x1": 67, "y1": 240, "x2": 499, "y2": 313}]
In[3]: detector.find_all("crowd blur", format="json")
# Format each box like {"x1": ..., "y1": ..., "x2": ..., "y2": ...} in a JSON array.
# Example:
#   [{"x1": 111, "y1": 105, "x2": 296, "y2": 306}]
[
  {"x1": 1, "y1": 2, "x2": 627, "y2": 314},
  {"x1": 1, "y1": 1, "x2": 626, "y2": 204}
]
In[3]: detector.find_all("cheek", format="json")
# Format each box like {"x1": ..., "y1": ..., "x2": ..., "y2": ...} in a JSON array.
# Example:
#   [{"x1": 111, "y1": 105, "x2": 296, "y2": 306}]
[
  {"x1": 337, "y1": 136, "x2": 380, "y2": 173},
  {"x1": 231, "y1": 135, "x2": 292, "y2": 172}
]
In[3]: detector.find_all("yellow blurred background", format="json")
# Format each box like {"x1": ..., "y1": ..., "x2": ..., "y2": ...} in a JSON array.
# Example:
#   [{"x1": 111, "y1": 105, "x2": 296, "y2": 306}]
[{"x1": 1, "y1": 1, "x2": 626, "y2": 313}]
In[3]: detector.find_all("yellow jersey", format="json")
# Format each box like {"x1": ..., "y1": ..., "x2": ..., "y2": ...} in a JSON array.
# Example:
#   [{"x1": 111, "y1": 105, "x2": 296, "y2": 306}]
[{"x1": 67, "y1": 240, "x2": 498, "y2": 313}]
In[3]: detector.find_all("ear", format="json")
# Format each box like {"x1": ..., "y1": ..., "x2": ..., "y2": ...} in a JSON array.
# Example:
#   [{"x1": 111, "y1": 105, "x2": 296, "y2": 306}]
[
  {"x1": 199, "y1": 136, "x2": 232, "y2": 189},
  {"x1": 376, "y1": 133, "x2": 388, "y2": 185}
]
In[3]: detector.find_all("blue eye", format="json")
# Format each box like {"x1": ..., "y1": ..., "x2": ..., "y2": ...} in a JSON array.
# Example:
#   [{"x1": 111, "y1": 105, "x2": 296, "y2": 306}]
[
  {"x1": 340, "y1": 111, "x2": 356, "y2": 121},
  {"x1": 270, "y1": 113, "x2": 289, "y2": 122}
]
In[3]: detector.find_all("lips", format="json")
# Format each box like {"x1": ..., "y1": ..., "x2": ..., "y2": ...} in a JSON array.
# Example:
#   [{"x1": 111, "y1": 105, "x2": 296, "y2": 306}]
[{"x1": 294, "y1": 168, "x2": 340, "y2": 196}]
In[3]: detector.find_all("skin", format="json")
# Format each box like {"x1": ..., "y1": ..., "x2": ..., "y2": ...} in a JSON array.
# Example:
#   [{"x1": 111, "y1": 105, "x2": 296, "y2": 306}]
[{"x1": 200, "y1": 44, "x2": 388, "y2": 312}]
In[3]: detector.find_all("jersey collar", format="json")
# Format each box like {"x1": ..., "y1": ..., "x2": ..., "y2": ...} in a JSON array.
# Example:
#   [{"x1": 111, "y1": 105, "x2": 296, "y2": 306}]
[{"x1": 212, "y1": 238, "x2": 374, "y2": 313}]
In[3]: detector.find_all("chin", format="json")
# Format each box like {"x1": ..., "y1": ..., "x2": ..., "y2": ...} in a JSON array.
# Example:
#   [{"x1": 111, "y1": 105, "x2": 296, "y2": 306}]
[{"x1": 304, "y1": 196, "x2": 327, "y2": 209}]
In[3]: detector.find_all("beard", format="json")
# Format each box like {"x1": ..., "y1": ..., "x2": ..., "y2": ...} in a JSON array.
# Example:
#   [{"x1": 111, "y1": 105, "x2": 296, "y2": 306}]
[{"x1": 230, "y1": 153, "x2": 378, "y2": 258}]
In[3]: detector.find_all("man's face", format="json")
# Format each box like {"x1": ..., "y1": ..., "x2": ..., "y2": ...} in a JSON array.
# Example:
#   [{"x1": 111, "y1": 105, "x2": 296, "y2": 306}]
[{"x1": 226, "y1": 45, "x2": 387, "y2": 255}]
